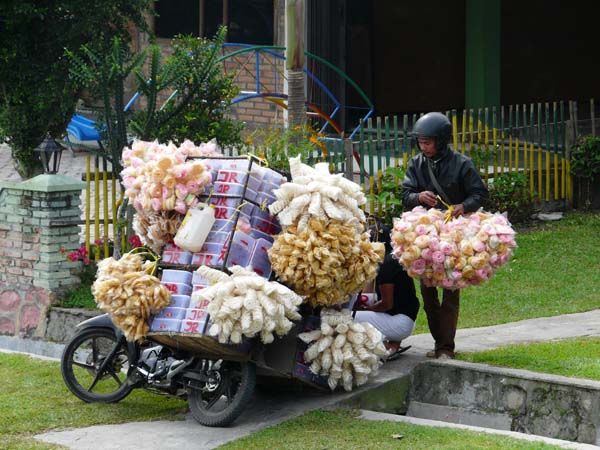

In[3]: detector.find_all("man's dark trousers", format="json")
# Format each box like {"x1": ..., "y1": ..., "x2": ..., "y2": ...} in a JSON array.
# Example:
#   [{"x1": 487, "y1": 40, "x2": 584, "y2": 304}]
[{"x1": 420, "y1": 284, "x2": 460, "y2": 356}]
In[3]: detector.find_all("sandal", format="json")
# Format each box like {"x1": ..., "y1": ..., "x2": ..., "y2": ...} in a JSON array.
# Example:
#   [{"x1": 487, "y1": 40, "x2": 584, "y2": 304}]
[{"x1": 386, "y1": 345, "x2": 412, "y2": 361}]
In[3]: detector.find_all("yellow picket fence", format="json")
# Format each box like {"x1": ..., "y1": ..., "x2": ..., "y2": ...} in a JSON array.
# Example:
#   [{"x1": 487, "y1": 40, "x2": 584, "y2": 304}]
[
  {"x1": 356, "y1": 101, "x2": 583, "y2": 214},
  {"x1": 82, "y1": 153, "x2": 124, "y2": 260}
]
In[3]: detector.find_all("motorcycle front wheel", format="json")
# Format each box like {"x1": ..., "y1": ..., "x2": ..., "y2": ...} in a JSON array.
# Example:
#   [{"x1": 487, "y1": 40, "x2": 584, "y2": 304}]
[
  {"x1": 188, "y1": 360, "x2": 256, "y2": 427},
  {"x1": 61, "y1": 327, "x2": 135, "y2": 403}
]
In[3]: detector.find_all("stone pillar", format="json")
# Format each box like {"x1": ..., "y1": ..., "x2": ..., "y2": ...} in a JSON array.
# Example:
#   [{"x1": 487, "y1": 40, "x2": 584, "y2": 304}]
[{"x1": 0, "y1": 174, "x2": 85, "y2": 337}]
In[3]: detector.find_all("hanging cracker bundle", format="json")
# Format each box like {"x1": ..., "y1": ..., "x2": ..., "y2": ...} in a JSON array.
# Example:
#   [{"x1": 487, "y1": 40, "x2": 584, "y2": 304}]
[
  {"x1": 121, "y1": 139, "x2": 219, "y2": 215},
  {"x1": 299, "y1": 309, "x2": 387, "y2": 392},
  {"x1": 269, "y1": 218, "x2": 384, "y2": 306},
  {"x1": 196, "y1": 265, "x2": 303, "y2": 344},
  {"x1": 391, "y1": 206, "x2": 517, "y2": 289},
  {"x1": 132, "y1": 209, "x2": 183, "y2": 253},
  {"x1": 269, "y1": 156, "x2": 367, "y2": 231},
  {"x1": 92, "y1": 252, "x2": 170, "y2": 341}
]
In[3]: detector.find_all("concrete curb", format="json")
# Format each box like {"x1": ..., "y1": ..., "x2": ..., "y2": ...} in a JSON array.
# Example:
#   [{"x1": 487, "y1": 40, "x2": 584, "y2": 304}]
[{"x1": 0, "y1": 336, "x2": 63, "y2": 360}]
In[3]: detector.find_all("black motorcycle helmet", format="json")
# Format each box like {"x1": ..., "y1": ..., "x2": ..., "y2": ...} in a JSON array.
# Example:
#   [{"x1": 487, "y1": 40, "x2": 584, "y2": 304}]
[{"x1": 412, "y1": 112, "x2": 452, "y2": 152}]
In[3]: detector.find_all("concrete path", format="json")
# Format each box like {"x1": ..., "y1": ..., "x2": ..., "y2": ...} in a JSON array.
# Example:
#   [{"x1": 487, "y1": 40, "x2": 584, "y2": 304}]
[
  {"x1": 404, "y1": 309, "x2": 600, "y2": 353},
  {"x1": 30, "y1": 309, "x2": 600, "y2": 450}
]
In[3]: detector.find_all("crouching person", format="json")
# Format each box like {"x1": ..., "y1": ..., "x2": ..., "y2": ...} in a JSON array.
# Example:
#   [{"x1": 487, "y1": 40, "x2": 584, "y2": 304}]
[{"x1": 353, "y1": 223, "x2": 419, "y2": 361}]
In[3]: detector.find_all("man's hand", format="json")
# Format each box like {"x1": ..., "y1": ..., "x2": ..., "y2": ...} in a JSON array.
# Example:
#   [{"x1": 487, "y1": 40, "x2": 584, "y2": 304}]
[
  {"x1": 418, "y1": 191, "x2": 438, "y2": 207},
  {"x1": 452, "y1": 203, "x2": 465, "y2": 217}
]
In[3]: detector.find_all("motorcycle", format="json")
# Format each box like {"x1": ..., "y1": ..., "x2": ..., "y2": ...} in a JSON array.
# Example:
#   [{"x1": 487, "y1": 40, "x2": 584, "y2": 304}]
[{"x1": 60, "y1": 313, "x2": 256, "y2": 427}]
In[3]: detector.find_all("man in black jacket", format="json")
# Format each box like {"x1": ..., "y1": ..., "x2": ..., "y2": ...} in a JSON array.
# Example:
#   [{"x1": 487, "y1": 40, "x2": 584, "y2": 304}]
[{"x1": 402, "y1": 112, "x2": 488, "y2": 359}]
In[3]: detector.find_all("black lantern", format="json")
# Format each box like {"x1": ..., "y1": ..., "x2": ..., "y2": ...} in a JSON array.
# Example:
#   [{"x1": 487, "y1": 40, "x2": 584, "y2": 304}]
[{"x1": 35, "y1": 134, "x2": 64, "y2": 174}]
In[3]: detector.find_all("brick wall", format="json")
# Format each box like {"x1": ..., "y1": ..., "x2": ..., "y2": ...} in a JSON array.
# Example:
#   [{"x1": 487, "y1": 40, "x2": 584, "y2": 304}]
[
  {"x1": 0, "y1": 175, "x2": 85, "y2": 337},
  {"x1": 130, "y1": 2, "x2": 288, "y2": 133}
]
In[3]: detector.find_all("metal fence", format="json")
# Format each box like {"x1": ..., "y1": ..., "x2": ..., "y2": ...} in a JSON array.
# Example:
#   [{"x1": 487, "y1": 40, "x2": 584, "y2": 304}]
[{"x1": 344, "y1": 98, "x2": 600, "y2": 213}]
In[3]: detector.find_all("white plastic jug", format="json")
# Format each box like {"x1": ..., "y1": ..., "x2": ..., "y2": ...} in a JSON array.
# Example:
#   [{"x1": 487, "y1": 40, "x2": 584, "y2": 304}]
[{"x1": 173, "y1": 203, "x2": 216, "y2": 253}]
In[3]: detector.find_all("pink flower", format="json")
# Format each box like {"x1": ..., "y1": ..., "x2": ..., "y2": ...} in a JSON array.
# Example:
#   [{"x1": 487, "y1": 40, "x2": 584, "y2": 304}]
[
  {"x1": 128, "y1": 235, "x2": 142, "y2": 248},
  {"x1": 393, "y1": 220, "x2": 411, "y2": 232},
  {"x1": 472, "y1": 240, "x2": 486, "y2": 253},
  {"x1": 421, "y1": 248, "x2": 433, "y2": 261},
  {"x1": 432, "y1": 251, "x2": 445, "y2": 264},
  {"x1": 428, "y1": 239, "x2": 440, "y2": 251},
  {"x1": 186, "y1": 181, "x2": 200, "y2": 193},
  {"x1": 410, "y1": 259, "x2": 426, "y2": 275},
  {"x1": 469, "y1": 214, "x2": 481, "y2": 224},
  {"x1": 476, "y1": 269, "x2": 489, "y2": 280},
  {"x1": 122, "y1": 176, "x2": 136, "y2": 189},
  {"x1": 439, "y1": 241, "x2": 454, "y2": 255},
  {"x1": 442, "y1": 278, "x2": 455, "y2": 288},
  {"x1": 162, "y1": 186, "x2": 171, "y2": 199},
  {"x1": 122, "y1": 149, "x2": 133, "y2": 161},
  {"x1": 174, "y1": 199, "x2": 187, "y2": 214},
  {"x1": 130, "y1": 157, "x2": 144, "y2": 168},
  {"x1": 415, "y1": 224, "x2": 428, "y2": 235},
  {"x1": 481, "y1": 224, "x2": 496, "y2": 235},
  {"x1": 151, "y1": 198, "x2": 161, "y2": 211},
  {"x1": 175, "y1": 183, "x2": 189, "y2": 199},
  {"x1": 451, "y1": 271, "x2": 463, "y2": 280},
  {"x1": 493, "y1": 214, "x2": 509, "y2": 225},
  {"x1": 432, "y1": 263, "x2": 445, "y2": 273},
  {"x1": 94, "y1": 238, "x2": 103, "y2": 246}
]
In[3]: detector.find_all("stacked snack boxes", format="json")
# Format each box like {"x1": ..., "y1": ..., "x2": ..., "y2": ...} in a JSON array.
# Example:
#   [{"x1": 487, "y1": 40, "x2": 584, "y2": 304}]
[
  {"x1": 179, "y1": 271, "x2": 211, "y2": 334},
  {"x1": 150, "y1": 269, "x2": 193, "y2": 332},
  {"x1": 150, "y1": 270, "x2": 211, "y2": 334},
  {"x1": 196, "y1": 157, "x2": 285, "y2": 279},
  {"x1": 154, "y1": 157, "x2": 287, "y2": 336}
]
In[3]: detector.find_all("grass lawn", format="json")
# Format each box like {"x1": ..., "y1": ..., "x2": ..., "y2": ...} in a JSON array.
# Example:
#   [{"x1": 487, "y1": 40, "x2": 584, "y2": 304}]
[
  {"x1": 413, "y1": 212, "x2": 600, "y2": 334},
  {"x1": 218, "y1": 409, "x2": 562, "y2": 450},
  {"x1": 457, "y1": 337, "x2": 600, "y2": 381},
  {"x1": 0, "y1": 352, "x2": 188, "y2": 450}
]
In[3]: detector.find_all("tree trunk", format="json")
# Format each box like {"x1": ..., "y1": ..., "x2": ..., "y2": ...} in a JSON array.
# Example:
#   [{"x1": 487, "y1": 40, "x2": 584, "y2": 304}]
[{"x1": 286, "y1": 0, "x2": 306, "y2": 136}]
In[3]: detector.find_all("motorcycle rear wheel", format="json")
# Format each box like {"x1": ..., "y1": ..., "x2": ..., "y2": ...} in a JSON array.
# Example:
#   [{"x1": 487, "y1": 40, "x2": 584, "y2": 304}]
[
  {"x1": 188, "y1": 360, "x2": 256, "y2": 427},
  {"x1": 61, "y1": 327, "x2": 135, "y2": 403}
]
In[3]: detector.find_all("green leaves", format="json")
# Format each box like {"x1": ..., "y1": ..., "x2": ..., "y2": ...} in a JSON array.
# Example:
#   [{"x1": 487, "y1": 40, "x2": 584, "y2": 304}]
[
  {"x1": 487, "y1": 172, "x2": 533, "y2": 223},
  {"x1": 367, "y1": 165, "x2": 406, "y2": 227},
  {"x1": 130, "y1": 27, "x2": 242, "y2": 147},
  {"x1": 570, "y1": 136, "x2": 600, "y2": 180},
  {"x1": 0, "y1": 0, "x2": 152, "y2": 178}
]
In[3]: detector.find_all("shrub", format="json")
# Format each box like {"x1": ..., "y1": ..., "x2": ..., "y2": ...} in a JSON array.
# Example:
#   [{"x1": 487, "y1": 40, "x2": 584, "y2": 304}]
[
  {"x1": 0, "y1": 0, "x2": 152, "y2": 178},
  {"x1": 487, "y1": 172, "x2": 534, "y2": 223},
  {"x1": 570, "y1": 136, "x2": 600, "y2": 210},
  {"x1": 368, "y1": 165, "x2": 405, "y2": 228},
  {"x1": 141, "y1": 33, "x2": 243, "y2": 149},
  {"x1": 241, "y1": 125, "x2": 326, "y2": 173}
]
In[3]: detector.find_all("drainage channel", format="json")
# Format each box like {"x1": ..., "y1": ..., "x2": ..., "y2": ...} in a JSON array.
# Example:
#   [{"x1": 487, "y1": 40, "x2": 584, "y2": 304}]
[{"x1": 348, "y1": 359, "x2": 600, "y2": 447}]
